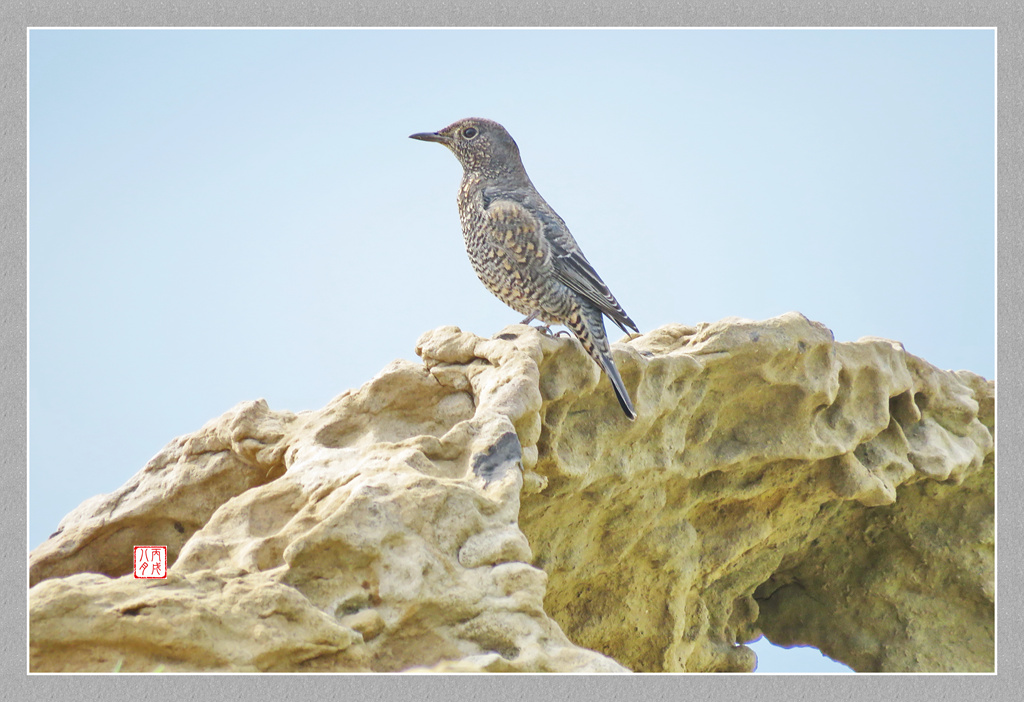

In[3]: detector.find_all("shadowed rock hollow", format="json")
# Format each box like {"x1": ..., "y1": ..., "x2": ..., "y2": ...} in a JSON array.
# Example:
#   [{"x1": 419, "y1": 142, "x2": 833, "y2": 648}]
[{"x1": 29, "y1": 313, "x2": 994, "y2": 672}]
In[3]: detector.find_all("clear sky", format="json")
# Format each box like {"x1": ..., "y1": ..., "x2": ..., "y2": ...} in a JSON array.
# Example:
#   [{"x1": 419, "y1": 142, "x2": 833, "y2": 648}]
[{"x1": 28, "y1": 28, "x2": 994, "y2": 674}]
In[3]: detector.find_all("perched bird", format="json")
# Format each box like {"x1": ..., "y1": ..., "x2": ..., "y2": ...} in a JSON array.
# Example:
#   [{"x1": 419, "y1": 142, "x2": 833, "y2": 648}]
[{"x1": 410, "y1": 118, "x2": 639, "y2": 419}]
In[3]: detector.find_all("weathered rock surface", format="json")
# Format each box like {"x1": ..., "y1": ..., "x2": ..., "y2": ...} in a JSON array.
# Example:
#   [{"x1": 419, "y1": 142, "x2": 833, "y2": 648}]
[{"x1": 29, "y1": 313, "x2": 994, "y2": 672}]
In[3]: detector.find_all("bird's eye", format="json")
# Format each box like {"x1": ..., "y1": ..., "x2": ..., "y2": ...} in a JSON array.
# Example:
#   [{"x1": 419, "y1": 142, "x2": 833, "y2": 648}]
[{"x1": 462, "y1": 126, "x2": 478, "y2": 139}]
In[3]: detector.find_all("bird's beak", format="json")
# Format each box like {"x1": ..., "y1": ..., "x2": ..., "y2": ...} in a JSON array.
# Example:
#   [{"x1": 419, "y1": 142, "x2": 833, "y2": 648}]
[{"x1": 409, "y1": 131, "x2": 450, "y2": 144}]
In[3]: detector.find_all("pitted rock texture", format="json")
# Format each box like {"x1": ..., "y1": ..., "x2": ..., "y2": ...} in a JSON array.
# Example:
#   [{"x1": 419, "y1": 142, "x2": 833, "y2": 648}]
[{"x1": 29, "y1": 313, "x2": 994, "y2": 672}]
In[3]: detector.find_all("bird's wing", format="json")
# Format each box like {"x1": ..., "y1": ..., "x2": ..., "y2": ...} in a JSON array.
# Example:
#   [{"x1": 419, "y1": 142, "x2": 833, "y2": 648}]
[
  {"x1": 548, "y1": 234, "x2": 638, "y2": 334},
  {"x1": 481, "y1": 196, "x2": 551, "y2": 266},
  {"x1": 531, "y1": 202, "x2": 638, "y2": 334},
  {"x1": 482, "y1": 188, "x2": 638, "y2": 334}
]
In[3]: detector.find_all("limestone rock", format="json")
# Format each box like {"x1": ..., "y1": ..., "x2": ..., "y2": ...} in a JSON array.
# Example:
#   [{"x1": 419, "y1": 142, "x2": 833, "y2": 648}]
[
  {"x1": 29, "y1": 313, "x2": 994, "y2": 672},
  {"x1": 29, "y1": 399, "x2": 294, "y2": 588}
]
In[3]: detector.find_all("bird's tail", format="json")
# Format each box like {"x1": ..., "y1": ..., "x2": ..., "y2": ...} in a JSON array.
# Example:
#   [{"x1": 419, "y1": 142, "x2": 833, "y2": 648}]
[
  {"x1": 569, "y1": 305, "x2": 637, "y2": 420},
  {"x1": 598, "y1": 349, "x2": 637, "y2": 420}
]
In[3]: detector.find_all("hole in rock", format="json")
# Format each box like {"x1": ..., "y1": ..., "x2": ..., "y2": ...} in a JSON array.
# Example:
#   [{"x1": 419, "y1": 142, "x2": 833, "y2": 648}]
[{"x1": 748, "y1": 635, "x2": 853, "y2": 673}]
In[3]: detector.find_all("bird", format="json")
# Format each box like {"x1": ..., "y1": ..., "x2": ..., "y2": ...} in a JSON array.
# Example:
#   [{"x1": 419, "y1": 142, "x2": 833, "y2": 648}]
[{"x1": 410, "y1": 117, "x2": 639, "y2": 420}]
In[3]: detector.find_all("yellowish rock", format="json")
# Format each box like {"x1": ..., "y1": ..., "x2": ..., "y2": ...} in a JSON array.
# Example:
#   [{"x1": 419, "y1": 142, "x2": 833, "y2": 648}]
[{"x1": 29, "y1": 314, "x2": 993, "y2": 672}]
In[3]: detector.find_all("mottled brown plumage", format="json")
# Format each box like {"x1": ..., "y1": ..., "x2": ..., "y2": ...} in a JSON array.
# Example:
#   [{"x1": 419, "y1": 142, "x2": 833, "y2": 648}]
[{"x1": 410, "y1": 118, "x2": 638, "y2": 419}]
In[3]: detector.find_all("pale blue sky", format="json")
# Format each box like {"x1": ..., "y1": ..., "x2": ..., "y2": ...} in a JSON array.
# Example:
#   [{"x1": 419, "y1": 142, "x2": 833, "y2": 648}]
[{"x1": 28, "y1": 28, "x2": 994, "y2": 673}]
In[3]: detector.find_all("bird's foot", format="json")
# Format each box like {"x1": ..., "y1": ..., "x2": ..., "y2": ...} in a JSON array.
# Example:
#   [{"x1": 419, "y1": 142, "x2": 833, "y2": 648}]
[
  {"x1": 519, "y1": 312, "x2": 568, "y2": 338},
  {"x1": 555, "y1": 330, "x2": 573, "y2": 338}
]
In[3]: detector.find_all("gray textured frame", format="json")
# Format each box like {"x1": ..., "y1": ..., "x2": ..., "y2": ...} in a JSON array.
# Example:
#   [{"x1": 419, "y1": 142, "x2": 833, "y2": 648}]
[{"x1": 4, "y1": 2, "x2": 1017, "y2": 700}]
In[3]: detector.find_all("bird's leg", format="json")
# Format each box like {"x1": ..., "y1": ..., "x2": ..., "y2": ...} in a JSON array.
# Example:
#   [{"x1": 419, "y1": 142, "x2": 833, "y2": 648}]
[{"x1": 520, "y1": 311, "x2": 557, "y2": 336}]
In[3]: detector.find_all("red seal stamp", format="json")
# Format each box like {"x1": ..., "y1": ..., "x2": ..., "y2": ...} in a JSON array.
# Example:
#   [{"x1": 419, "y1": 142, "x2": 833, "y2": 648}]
[{"x1": 133, "y1": 546, "x2": 167, "y2": 579}]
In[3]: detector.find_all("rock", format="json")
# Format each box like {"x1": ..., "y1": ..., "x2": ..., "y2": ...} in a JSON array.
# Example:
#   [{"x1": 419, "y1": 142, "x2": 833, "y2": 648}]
[
  {"x1": 29, "y1": 400, "x2": 294, "y2": 587},
  {"x1": 29, "y1": 314, "x2": 994, "y2": 672}
]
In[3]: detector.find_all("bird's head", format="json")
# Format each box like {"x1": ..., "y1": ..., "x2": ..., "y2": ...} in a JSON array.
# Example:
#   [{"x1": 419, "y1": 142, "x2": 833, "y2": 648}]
[{"x1": 410, "y1": 118, "x2": 525, "y2": 177}]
